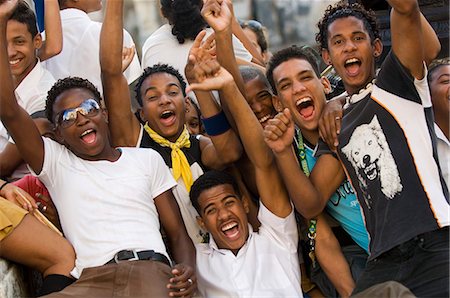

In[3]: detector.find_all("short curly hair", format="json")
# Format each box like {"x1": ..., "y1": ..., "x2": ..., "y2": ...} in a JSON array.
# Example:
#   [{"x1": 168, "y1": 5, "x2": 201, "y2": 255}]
[
  {"x1": 190, "y1": 170, "x2": 241, "y2": 214},
  {"x1": 316, "y1": 0, "x2": 380, "y2": 50},
  {"x1": 160, "y1": 0, "x2": 206, "y2": 44},
  {"x1": 266, "y1": 45, "x2": 322, "y2": 95},
  {"x1": 135, "y1": 64, "x2": 187, "y2": 107},
  {"x1": 46, "y1": 77, "x2": 102, "y2": 124}
]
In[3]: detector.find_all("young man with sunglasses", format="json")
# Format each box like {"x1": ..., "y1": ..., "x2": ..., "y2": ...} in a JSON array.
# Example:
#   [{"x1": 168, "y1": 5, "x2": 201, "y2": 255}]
[
  {"x1": 0, "y1": 1, "x2": 196, "y2": 297},
  {"x1": 265, "y1": 0, "x2": 449, "y2": 296}
]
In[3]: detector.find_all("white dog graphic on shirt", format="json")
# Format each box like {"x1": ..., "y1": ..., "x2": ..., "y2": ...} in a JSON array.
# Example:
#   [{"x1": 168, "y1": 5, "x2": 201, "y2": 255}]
[{"x1": 342, "y1": 115, "x2": 402, "y2": 208}]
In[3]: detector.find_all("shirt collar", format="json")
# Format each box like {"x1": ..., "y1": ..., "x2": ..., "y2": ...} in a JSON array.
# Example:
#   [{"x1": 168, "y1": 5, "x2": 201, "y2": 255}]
[
  {"x1": 15, "y1": 59, "x2": 42, "y2": 100},
  {"x1": 60, "y1": 8, "x2": 90, "y2": 21}
]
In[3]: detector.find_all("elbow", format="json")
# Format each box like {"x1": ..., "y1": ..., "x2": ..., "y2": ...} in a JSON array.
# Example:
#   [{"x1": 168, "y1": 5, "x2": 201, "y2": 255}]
[{"x1": 47, "y1": 44, "x2": 62, "y2": 58}]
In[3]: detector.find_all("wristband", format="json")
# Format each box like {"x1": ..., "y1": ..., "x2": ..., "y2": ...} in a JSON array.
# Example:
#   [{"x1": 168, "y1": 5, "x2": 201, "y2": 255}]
[
  {"x1": 0, "y1": 181, "x2": 9, "y2": 192},
  {"x1": 201, "y1": 110, "x2": 231, "y2": 136}
]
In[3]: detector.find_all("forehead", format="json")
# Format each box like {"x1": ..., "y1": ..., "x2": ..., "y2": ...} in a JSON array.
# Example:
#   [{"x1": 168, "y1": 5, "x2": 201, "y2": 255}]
[
  {"x1": 273, "y1": 58, "x2": 316, "y2": 82},
  {"x1": 198, "y1": 184, "x2": 238, "y2": 209},
  {"x1": 53, "y1": 88, "x2": 96, "y2": 113},
  {"x1": 141, "y1": 72, "x2": 182, "y2": 92},
  {"x1": 327, "y1": 16, "x2": 369, "y2": 38},
  {"x1": 430, "y1": 65, "x2": 450, "y2": 81},
  {"x1": 6, "y1": 20, "x2": 32, "y2": 39},
  {"x1": 245, "y1": 77, "x2": 271, "y2": 95}
]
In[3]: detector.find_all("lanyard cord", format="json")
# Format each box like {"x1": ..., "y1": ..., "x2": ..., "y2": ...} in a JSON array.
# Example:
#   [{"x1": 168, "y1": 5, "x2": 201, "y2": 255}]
[{"x1": 295, "y1": 128, "x2": 317, "y2": 267}]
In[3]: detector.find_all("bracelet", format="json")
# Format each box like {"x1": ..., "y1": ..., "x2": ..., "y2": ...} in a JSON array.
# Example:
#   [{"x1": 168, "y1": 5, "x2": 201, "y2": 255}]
[
  {"x1": 201, "y1": 110, "x2": 231, "y2": 136},
  {"x1": 0, "y1": 181, "x2": 9, "y2": 192}
]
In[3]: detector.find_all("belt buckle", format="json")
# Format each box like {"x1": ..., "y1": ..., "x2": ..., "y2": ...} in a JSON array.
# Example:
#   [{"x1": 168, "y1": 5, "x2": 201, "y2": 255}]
[{"x1": 114, "y1": 250, "x2": 139, "y2": 263}]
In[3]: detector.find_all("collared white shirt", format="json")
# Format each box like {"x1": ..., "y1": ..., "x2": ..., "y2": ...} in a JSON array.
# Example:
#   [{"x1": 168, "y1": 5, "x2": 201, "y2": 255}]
[
  {"x1": 435, "y1": 124, "x2": 449, "y2": 188},
  {"x1": 196, "y1": 202, "x2": 302, "y2": 298},
  {"x1": 0, "y1": 60, "x2": 54, "y2": 180},
  {"x1": 44, "y1": 8, "x2": 141, "y2": 96}
]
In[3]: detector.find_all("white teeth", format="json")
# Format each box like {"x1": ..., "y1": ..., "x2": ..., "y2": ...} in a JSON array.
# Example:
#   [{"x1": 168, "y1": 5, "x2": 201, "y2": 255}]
[
  {"x1": 81, "y1": 129, "x2": 93, "y2": 137},
  {"x1": 221, "y1": 222, "x2": 237, "y2": 231},
  {"x1": 258, "y1": 114, "x2": 270, "y2": 123},
  {"x1": 345, "y1": 58, "x2": 359, "y2": 65},
  {"x1": 9, "y1": 59, "x2": 20, "y2": 65},
  {"x1": 296, "y1": 97, "x2": 312, "y2": 106}
]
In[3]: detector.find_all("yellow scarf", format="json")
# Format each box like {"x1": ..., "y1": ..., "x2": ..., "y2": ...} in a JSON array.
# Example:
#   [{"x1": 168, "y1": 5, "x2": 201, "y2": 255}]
[{"x1": 144, "y1": 124, "x2": 193, "y2": 191}]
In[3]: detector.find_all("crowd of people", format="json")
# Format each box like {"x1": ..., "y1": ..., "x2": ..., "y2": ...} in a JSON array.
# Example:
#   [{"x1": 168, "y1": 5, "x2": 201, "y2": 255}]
[{"x1": 0, "y1": 0, "x2": 448, "y2": 297}]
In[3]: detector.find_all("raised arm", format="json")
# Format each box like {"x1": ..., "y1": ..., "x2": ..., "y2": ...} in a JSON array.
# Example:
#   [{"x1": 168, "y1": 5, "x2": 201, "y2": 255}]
[
  {"x1": 189, "y1": 60, "x2": 292, "y2": 218},
  {"x1": 185, "y1": 31, "x2": 242, "y2": 170},
  {"x1": 100, "y1": 0, "x2": 140, "y2": 147},
  {"x1": 0, "y1": 0, "x2": 44, "y2": 174},
  {"x1": 264, "y1": 109, "x2": 345, "y2": 218},
  {"x1": 388, "y1": 0, "x2": 439, "y2": 79},
  {"x1": 37, "y1": 0, "x2": 62, "y2": 61}
]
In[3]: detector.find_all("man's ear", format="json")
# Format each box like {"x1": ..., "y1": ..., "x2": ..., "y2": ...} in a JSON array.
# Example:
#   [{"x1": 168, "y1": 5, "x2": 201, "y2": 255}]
[
  {"x1": 196, "y1": 216, "x2": 206, "y2": 230},
  {"x1": 272, "y1": 95, "x2": 283, "y2": 113},
  {"x1": 321, "y1": 76, "x2": 332, "y2": 94},
  {"x1": 321, "y1": 48, "x2": 332, "y2": 66},
  {"x1": 33, "y1": 33, "x2": 43, "y2": 50},
  {"x1": 101, "y1": 109, "x2": 109, "y2": 123},
  {"x1": 372, "y1": 38, "x2": 383, "y2": 58}
]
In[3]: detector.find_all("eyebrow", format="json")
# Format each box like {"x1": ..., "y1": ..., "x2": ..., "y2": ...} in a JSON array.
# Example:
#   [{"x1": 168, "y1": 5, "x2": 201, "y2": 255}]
[
  {"x1": 144, "y1": 83, "x2": 180, "y2": 95},
  {"x1": 202, "y1": 194, "x2": 237, "y2": 213}
]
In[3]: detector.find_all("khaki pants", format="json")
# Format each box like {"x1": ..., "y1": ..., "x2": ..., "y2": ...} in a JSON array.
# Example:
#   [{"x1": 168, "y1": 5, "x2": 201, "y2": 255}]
[{"x1": 44, "y1": 260, "x2": 172, "y2": 298}]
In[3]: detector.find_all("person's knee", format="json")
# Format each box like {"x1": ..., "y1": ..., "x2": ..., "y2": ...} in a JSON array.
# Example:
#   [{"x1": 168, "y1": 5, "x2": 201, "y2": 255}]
[{"x1": 44, "y1": 237, "x2": 75, "y2": 276}]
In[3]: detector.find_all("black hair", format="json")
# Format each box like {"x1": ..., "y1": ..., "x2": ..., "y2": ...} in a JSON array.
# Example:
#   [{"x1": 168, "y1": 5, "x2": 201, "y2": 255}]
[
  {"x1": 160, "y1": 0, "x2": 206, "y2": 44},
  {"x1": 428, "y1": 58, "x2": 450, "y2": 83},
  {"x1": 46, "y1": 77, "x2": 102, "y2": 124},
  {"x1": 316, "y1": 0, "x2": 379, "y2": 50},
  {"x1": 266, "y1": 45, "x2": 322, "y2": 95},
  {"x1": 9, "y1": 0, "x2": 39, "y2": 38},
  {"x1": 134, "y1": 64, "x2": 187, "y2": 106},
  {"x1": 240, "y1": 20, "x2": 268, "y2": 53},
  {"x1": 190, "y1": 170, "x2": 241, "y2": 214},
  {"x1": 239, "y1": 65, "x2": 272, "y2": 91}
]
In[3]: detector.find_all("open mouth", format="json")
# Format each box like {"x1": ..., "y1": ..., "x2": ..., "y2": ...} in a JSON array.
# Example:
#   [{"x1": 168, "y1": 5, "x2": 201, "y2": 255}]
[
  {"x1": 364, "y1": 163, "x2": 378, "y2": 180},
  {"x1": 159, "y1": 110, "x2": 176, "y2": 126},
  {"x1": 344, "y1": 58, "x2": 362, "y2": 76},
  {"x1": 258, "y1": 114, "x2": 271, "y2": 124},
  {"x1": 80, "y1": 129, "x2": 97, "y2": 144},
  {"x1": 296, "y1": 97, "x2": 314, "y2": 119},
  {"x1": 221, "y1": 221, "x2": 239, "y2": 239}
]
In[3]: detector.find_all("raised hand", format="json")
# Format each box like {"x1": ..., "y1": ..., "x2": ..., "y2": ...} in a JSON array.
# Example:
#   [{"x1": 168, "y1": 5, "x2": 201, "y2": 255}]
[
  {"x1": 318, "y1": 95, "x2": 345, "y2": 152},
  {"x1": 185, "y1": 30, "x2": 215, "y2": 83},
  {"x1": 264, "y1": 108, "x2": 295, "y2": 154},
  {"x1": 0, "y1": 0, "x2": 18, "y2": 20},
  {"x1": 201, "y1": 0, "x2": 232, "y2": 33}
]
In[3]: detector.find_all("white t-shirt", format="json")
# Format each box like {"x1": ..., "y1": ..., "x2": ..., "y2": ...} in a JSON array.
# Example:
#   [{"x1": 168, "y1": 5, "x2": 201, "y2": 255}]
[
  {"x1": 32, "y1": 138, "x2": 177, "y2": 278},
  {"x1": 196, "y1": 202, "x2": 302, "y2": 297},
  {"x1": 435, "y1": 124, "x2": 449, "y2": 188},
  {"x1": 44, "y1": 8, "x2": 142, "y2": 96},
  {"x1": 0, "y1": 60, "x2": 54, "y2": 180},
  {"x1": 141, "y1": 24, "x2": 253, "y2": 103}
]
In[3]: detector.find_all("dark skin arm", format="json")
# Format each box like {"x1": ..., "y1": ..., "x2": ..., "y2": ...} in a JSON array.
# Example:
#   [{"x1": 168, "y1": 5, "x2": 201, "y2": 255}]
[
  {"x1": 264, "y1": 109, "x2": 345, "y2": 218},
  {"x1": 0, "y1": 0, "x2": 44, "y2": 174},
  {"x1": 100, "y1": 0, "x2": 141, "y2": 147},
  {"x1": 388, "y1": 0, "x2": 439, "y2": 79},
  {"x1": 185, "y1": 31, "x2": 243, "y2": 170},
  {"x1": 155, "y1": 190, "x2": 197, "y2": 297}
]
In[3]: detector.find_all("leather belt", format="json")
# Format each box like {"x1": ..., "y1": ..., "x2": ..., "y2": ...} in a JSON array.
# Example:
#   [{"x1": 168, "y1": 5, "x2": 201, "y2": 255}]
[{"x1": 106, "y1": 250, "x2": 171, "y2": 267}]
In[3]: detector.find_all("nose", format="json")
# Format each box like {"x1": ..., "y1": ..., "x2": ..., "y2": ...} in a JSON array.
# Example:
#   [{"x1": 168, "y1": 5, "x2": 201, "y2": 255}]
[
  {"x1": 363, "y1": 155, "x2": 370, "y2": 166},
  {"x1": 159, "y1": 94, "x2": 171, "y2": 105},
  {"x1": 217, "y1": 207, "x2": 231, "y2": 221},
  {"x1": 343, "y1": 40, "x2": 357, "y2": 52},
  {"x1": 7, "y1": 42, "x2": 17, "y2": 57},
  {"x1": 251, "y1": 101, "x2": 263, "y2": 113},
  {"x1": 292, "y1": 80, "x2": 306, "y2": 94},
  {"x1": 75, "y1": 111, "x2": 90, "y2": 126}
]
